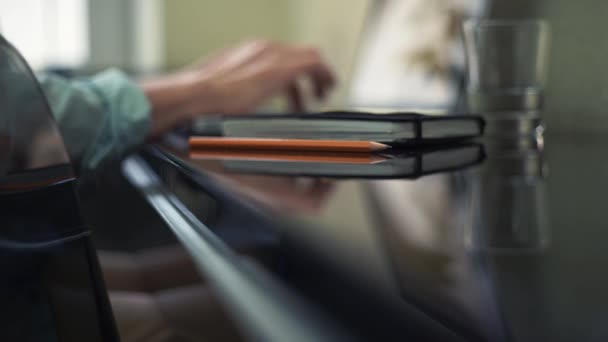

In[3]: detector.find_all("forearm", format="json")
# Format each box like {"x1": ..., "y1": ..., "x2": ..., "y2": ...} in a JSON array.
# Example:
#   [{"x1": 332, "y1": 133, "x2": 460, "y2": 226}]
[
  {"x1": 36, "y1": 39, "x2": 333, "y2": 171},
  {"x1": 140, "y1": 73, "x2": 217, "y2": 138}
]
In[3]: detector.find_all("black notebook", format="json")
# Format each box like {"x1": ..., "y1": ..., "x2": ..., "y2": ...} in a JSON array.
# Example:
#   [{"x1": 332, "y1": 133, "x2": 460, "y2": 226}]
[
  {"x1": 192, "y1": 112, "x2": 485, "y2": 145},
  {"x1": 189, "y1": 144, "x2": 485, "y2": 179}
]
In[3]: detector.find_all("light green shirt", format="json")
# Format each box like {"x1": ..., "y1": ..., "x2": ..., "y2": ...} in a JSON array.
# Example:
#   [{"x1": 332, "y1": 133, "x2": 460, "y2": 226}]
[{"x1": 37, "y1": 69, "x2": 151, "y2": 171}]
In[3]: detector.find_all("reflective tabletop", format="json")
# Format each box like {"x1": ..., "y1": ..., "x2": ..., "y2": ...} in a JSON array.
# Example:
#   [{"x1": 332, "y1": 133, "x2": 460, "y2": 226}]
[
  {"x1": 102, "y1": 133, "x2": 608, "y2": 342},
  {"x1": 3, "y1": 16, "x2": 604, "y2": 341},
  {"x1": 4, "y1": 22, "x2": 605, "y2": 341}
]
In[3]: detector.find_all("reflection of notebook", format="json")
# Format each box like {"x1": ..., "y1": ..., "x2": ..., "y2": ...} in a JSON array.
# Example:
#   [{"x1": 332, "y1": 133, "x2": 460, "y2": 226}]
[
  {"x1": 192, "y1": 112, "x2": 484, "y2": 145},
  {"x1": 189, "y1": 144, "x2": 484, "y2": 179}
]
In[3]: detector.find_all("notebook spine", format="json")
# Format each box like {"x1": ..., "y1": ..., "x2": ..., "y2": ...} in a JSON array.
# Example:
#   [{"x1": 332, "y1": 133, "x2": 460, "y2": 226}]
[{"x1": 414, "y1": 116, "x2": 423, "y2": 142}]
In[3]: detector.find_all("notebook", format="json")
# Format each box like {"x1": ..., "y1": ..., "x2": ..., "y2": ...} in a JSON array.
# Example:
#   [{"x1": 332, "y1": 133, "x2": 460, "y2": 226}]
[
  {"x1": 192, "y1": 112, "x2": 484, "y2": 145},
  {"x1": 189, "y1": 144, "x2": 485, "y2": 179}
]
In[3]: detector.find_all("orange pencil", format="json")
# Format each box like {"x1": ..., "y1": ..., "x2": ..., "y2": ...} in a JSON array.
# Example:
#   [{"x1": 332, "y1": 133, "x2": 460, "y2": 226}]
[{"x1": 188, "y1": 137, "x2": 389, "y2": 153}]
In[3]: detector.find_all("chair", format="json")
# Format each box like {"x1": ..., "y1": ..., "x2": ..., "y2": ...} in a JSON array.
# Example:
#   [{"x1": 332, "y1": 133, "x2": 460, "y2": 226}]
[{"x1": 0, "y1": 34, "x2": 119, "y2": 342}]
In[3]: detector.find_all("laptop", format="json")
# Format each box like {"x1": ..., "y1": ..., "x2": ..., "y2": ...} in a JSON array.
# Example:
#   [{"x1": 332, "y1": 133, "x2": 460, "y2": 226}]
[{"x1": 191, "y1": 1, "x2": 485, "y2": 144}]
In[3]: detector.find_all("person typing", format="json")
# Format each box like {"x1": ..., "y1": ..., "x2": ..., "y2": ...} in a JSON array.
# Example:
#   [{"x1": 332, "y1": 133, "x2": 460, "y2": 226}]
[{"x1": 35, "y1": 39, "x2": 335, "y2": 170}]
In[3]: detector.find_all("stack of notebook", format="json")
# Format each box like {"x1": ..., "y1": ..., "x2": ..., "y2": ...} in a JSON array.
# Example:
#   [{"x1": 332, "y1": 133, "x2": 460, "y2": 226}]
[{"x1": 187, "y1": 112, "x2": 485, "y2": 178}]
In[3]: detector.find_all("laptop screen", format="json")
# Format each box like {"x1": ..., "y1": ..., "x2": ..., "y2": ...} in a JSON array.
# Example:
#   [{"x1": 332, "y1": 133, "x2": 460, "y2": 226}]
[{"x1": 346, "y1": 0, "x2": 486, "y2": 111}]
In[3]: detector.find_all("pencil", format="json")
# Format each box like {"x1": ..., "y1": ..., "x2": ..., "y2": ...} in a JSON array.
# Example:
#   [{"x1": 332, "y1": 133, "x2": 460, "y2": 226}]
[
  {"x1": 189, "y1": 150, "x2": 388, "y2": 164},
  {"x1": 188, "y1": 137, "x2": 390, "y2": 153}
]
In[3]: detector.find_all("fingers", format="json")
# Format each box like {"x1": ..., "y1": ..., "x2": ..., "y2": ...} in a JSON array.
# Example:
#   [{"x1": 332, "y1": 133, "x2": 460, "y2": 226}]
[
  {"x1": 309, "y1": 63, "x2": 336, "y2": 99},
  {"x1": 237, "y1": 43, "x2": 335, "y2": 111},
  {"x1": 286, "y1": 82, "x2": 305, "y2": 112},
  {"x1": 186, "y1": 39, "x2": 337, "y2": 116},
  {"x1": 193, "y1": 39, "x2": 277, "y2": 72},
  {"x1": 287, "y1": 46, "x2": 336, "y2": 100}
]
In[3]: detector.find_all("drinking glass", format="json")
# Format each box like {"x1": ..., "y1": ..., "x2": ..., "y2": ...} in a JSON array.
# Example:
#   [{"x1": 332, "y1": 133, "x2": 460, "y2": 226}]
[{"x1": 463, "y1": 19, "x2": 550, "y2": 113}]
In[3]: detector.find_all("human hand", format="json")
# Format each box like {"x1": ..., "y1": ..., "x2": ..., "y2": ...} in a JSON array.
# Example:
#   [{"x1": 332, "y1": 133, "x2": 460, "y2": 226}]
[
  {"x1": 191, "y1": 39, "x2": 336, "y2": 113},
  {"x1": 142, "y1": 40, "x2": 336, "y2": 137}
]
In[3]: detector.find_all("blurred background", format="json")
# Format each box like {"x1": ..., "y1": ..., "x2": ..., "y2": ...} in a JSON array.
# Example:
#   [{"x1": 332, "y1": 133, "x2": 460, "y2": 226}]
[
  {"x1": 1, "y1": 0, "x2": 607, "y2": 133},
  {"x1": 0, "y1": 0, "x2": 371, "y2": 107}
]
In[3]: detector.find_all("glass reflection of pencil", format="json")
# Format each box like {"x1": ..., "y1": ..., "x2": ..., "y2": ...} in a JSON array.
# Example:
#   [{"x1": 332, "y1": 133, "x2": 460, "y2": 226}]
[
  {"x1": 188, "y1": 137, "x2": 390, "y2": 153},
  {"x1": 189, "y1": 150, "x2": 388, "y2": 164}
]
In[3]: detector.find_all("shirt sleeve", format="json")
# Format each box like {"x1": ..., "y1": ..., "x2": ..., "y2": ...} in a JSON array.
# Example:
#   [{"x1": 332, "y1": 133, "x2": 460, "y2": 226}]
[{"x1": 37, "y1": 68, "x2": 151, "y2": 171}]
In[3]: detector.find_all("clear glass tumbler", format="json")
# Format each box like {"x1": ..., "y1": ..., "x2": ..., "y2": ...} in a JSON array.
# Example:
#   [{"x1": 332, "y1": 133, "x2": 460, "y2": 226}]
[{"x1": 463, "y1": 19, "x2": 550, "y2": 113}]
